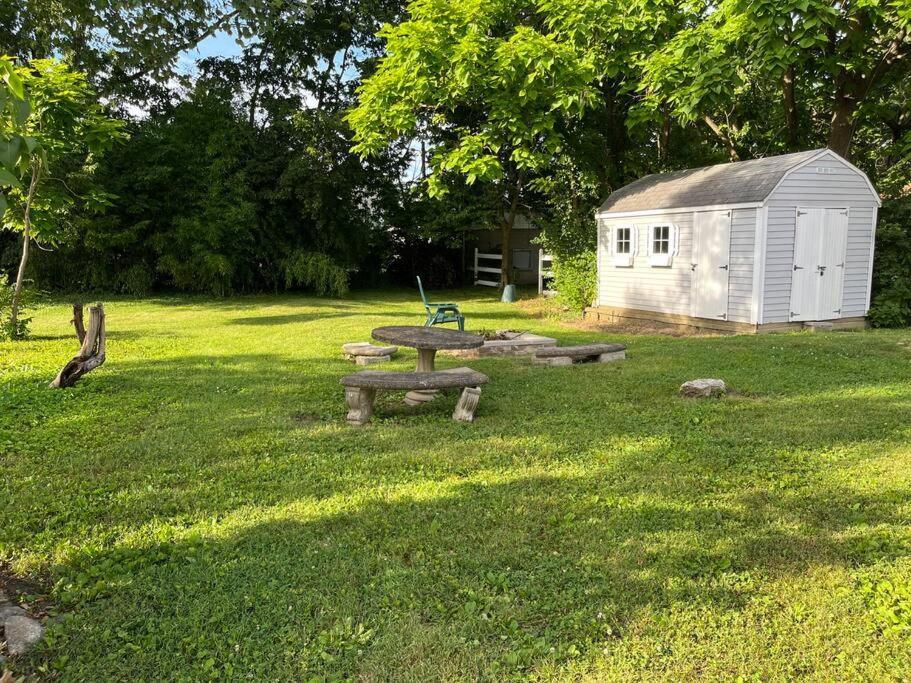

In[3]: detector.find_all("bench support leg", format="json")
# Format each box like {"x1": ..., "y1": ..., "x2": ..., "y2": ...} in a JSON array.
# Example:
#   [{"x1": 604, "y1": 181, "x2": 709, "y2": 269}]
[
  {"x1": 452, "y1": 386, "x2": 481, "y2": 422},
  {"x1": 345, "y1": 387, "x2": 376, "y2": 426}
]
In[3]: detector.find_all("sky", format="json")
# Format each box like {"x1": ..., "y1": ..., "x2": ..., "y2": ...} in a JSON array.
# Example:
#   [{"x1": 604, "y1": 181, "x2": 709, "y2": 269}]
[{"x1": 177, "y1": 31, "x2": 245, "y2": 73}]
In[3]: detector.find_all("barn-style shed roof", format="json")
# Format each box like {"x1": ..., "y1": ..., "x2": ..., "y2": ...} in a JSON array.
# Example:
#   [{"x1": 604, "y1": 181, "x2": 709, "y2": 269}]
[{"x1": 599, "y1": 149, "x2": 836, "y2": 214}]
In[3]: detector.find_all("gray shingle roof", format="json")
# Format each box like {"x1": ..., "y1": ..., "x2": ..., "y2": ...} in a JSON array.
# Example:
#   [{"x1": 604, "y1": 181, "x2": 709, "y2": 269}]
[{"x1": 598, "y1": 149, "x2": 826, "y2": 213}]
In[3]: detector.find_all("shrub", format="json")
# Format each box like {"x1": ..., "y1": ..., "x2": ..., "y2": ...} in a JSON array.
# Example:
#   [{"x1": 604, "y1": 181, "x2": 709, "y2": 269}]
[
  {"x1": 552, "y1": 250, "x2": 597, "y2": 311},
  {"x1": 281, "y1": 250, "x2": 349, "y2": 297},
  {"x1": 869, "y1": 198, "x2": 911, "y2": 328},
  {"x1": 118, "y1": 263, "x2": 155, "y2": 296},
  {"x1": 0, "y1": 274, "x2": 33, "y2": 340}
]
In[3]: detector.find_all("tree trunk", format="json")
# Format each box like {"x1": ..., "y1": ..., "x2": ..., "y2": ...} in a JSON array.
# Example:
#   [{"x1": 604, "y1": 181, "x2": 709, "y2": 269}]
[
  {"x1": 51, "y1": 303, "x2": 106, "y2": 388},
  {"x1": 702, "y1": 115, "x2": 740, "y2": 161},
  {"x1": 9, "y1": 162, "x2": 41, "y2": 339},
  {"x1": 499, "y1": 179, "x2": 522, "y2": 286},
  {"x1": 658, "y1": 101, "x2": 671, "y2": 164},
  {"x1": 828, "y1": 86, "x2": 856, "y2": 159},
  {"x1": 500, "y1": 220, "x2": 512, "y2": 287},
  {"x1": 782, "y1": 64, "x2": 799, "y2": 151}
]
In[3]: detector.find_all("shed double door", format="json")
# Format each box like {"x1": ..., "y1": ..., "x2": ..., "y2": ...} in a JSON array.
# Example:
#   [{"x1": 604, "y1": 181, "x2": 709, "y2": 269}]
[
  {"x1": 691, "y1": 210, "x2": 732, "y2": 320},
  {"x1": 789, "y1": 207, "x2": 848, "y2": 321}
]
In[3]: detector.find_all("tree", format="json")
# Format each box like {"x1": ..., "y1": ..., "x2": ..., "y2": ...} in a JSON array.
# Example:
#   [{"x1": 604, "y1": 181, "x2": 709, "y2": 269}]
[
  {"x1": 639, "y1": 0, "x2": 911, "y2": 160},
  {"x1": 348, "y1": 0, "x2": 597, "y2": 285},
  {"x1": 0, "y1": 58, "x2": 125, "y2": 338}
]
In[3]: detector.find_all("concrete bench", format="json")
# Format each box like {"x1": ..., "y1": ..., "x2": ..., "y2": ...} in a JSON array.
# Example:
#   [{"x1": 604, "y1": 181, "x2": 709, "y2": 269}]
[
  {"x1": 340, "y1": 367, "x2": 489, "y2": 425},
  {"x1": 342, "y1": 342, "x2": 399, "y2": 366},
  {"x1": 534, "y1": 343, "x2": 627, "y2": 366}
]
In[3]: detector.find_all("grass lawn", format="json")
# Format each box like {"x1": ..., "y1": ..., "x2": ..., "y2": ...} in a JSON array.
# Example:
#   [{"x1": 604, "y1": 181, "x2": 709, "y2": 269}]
[{"x1": 2, "y1": 289, "x2": 911, "y2": 680}]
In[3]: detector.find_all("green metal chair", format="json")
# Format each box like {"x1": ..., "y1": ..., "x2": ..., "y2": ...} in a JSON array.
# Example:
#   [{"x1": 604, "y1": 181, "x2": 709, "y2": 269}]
[{"x1": 417, "y1": 276, "x2": 465, "y2": 330}]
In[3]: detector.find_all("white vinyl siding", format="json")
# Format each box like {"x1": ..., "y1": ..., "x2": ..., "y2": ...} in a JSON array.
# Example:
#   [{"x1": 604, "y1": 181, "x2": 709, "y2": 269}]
[
  {"x1": 727, "y1": 208, "x2": 756, "y2": 323},
  {"x1": 762, "y1": 152, "x2": 879, "y2": 323},
  {"x1": 594, "y1": 150, "x2": 878, "y2": 328},
  {"x1": 597, "y1": 212, "x2": 693, "y2": 314}
]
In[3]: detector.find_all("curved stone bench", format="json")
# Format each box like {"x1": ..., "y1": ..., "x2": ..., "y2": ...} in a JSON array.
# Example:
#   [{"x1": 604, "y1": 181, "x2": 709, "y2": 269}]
[
  {"x1": 534, "y1": 343, "x2": 627, "y2": 366},
  {"x1": 340, "y1": 368, "x2": 489, "y2": 425},
  {"x1": 342, "y1": 342, "x2": 399, "y2": 366}
]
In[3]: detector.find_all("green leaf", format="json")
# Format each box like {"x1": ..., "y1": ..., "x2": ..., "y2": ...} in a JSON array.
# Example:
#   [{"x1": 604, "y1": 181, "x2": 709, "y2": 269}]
[
  {"x1": 0, "y1": 136, "x2": 22, "y2": 170},
  {"x1": 0, "y1": 168, "x2": 22, "y2": 189},
  {"x1": 13, "y1": 98, "x2": 30, "y2": 125},
  {"x1": 0, "y1": 193, "x2": 6, "y2": 216},
  {"x1": 4, "y1": 70, "x2": 24, "y2": 100}
]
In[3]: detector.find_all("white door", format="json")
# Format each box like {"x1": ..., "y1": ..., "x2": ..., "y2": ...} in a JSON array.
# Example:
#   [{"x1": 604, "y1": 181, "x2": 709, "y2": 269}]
[
  {"x1": 817, "y1": 209, "x2": 849, "y2": 319},
  {"x1": 789, "y1": 208, "x2": 848, "y2": 321},
  {"x1": 691, "y1": 210, "x2": 732, "y2": 320}
]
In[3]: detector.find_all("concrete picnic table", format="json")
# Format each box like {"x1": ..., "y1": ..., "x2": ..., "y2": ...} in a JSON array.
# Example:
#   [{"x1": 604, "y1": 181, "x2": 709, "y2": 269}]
[{"x1": 371, "y1": 325, "x2": 484, "y2": 405}]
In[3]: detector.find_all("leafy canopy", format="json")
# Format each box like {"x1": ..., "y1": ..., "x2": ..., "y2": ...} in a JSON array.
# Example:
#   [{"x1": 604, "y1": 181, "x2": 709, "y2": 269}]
[
  {"x1": 348, "y1": 0, "x2": 598, "y2": 196},
  {"x1": 0, "y1": 58, "x2": 126, "y2": 245}
]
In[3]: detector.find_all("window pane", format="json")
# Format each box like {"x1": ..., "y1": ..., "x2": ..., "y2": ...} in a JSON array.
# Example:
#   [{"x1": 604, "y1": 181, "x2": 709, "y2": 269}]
[
  {"x1": 616, "y1": 227, "x2": 630, "y2": 254},
  {"x1": 653, "y1": 225, "x2": 670, "y2": 254}
]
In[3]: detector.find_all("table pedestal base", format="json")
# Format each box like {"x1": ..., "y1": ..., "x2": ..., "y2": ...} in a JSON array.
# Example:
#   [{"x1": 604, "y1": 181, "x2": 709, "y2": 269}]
[
  {"x1": 404, "y1": 389, "x2": 437, "y2": 406},
  {"x1": 405, "y1": 348, "x2": 440, "y2": 405}
]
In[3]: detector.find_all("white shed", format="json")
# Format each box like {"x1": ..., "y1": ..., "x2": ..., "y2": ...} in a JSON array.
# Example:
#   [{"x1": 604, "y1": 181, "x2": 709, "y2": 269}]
[{"x1": 588, "y1": 149, "x2": 881, "y2": 332}]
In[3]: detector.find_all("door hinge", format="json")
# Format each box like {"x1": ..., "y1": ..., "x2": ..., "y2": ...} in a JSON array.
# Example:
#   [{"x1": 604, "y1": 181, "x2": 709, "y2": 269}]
[
  {"x1": 719, "y1": 264, "x2": 729, "y2": 270},
  {"x1": 834, "y1": 309, "x2": 841, "y2": 314},
  {"x1": 717, "y1": 313, "x2": 727, "y2": 319},
  {"x1": 837, "y1": 262, "x2": 845, "y2": 268},
  {"x1": 794, "y1": 265, "x2": 804, "y2": 271},
  {"x1": 797, "y1": 210, "x2": 807, "y2": 216}
]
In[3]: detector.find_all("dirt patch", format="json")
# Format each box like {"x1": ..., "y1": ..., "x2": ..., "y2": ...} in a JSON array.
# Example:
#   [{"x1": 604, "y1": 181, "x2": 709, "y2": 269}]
[
  {"x1": 0, "y1": 563, "x2": 53, "y2": 619},
  {"x1": 563, "y1": 316, "x2": 725, "y2": 338},
  {"x1": 476, "y1": 330, "x2": 525, "y2": 341},
  {"x1": 290, "y1": 411, "x2": 323, "y2": 425},
  {"x1": 514, "y1": 297, "x2": 722, "y2": 337}
]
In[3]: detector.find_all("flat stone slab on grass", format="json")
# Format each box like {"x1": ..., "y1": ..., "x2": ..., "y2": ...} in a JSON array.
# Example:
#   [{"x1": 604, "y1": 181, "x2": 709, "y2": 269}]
[
  {"x1": 342, "y1": 342, "x2": 398, "y2": 357},
  {"x1": 680, "y1": 378, "x2": 726, "y2": 398},
  {"x1": 4, "y1": 614, "x2": 45, "y2": 655},
  {"x1": 446, "y1": 332, "x2": 558, "y2": 358},
  {"x1": 534, "y1": 343, "x2": 626, "y2": 366}
]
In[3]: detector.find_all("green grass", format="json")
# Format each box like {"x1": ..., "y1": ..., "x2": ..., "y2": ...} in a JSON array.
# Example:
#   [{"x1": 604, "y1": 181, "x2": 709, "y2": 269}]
[{"x1": 2, "y1": 289, "x2": 910, "y2": 680}]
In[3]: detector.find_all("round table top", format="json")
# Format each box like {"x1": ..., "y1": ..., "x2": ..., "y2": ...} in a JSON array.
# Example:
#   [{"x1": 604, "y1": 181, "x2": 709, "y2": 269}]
[{"x1": 372, "y1": 325, "x2": 484, "y2": 350}]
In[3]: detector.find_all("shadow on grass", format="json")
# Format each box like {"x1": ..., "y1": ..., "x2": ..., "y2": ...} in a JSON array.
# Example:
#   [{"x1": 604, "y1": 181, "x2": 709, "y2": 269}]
[{"x1": 34, "y1": 464, "x2": 911, "y2": 679}]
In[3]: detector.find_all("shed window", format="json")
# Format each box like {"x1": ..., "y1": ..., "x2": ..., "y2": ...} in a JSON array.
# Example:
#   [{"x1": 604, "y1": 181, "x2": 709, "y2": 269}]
[
  {"x1": 648, "y1": 223, "x2": 677, "y2": 267},
  {"x1": 612, "y1": 225, "x2": 636, "y2": 267},
  {"x1": 652, "y1": 225, "x2": 670, "y2": 254},
  {"x1": 615, "y1": 227, "x2": 632, "y2": 254}
]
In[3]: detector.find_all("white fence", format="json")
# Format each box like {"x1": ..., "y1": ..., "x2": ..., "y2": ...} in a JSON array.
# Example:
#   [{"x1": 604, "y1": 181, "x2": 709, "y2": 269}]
[
  {"x1": 473, "y1": 248, "x2": 501, "y2": 287},
  {"x1": 473, "y1": 247, "x2": 556, "y2": 295}
]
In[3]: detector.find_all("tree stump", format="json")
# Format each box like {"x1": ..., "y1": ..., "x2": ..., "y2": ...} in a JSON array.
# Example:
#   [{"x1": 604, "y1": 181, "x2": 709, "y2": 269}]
[
  {"x1": 71, "y1": 303, "x2": 86, "y2": 343},
  {"x1": 51, "y1": 303, "x2": 106, "y2": 388}
]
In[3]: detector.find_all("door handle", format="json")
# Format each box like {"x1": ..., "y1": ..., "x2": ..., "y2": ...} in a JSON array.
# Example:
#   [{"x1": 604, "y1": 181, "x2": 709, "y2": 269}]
[
  {"x1": 817, "y1": 265, "x2": 826, "y2": 276},
  {"x1": 691, "y1": 263, "x2": 697, "y2": 271}
]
